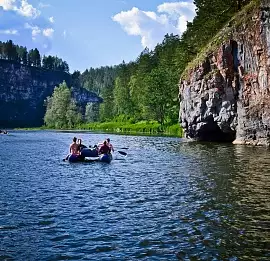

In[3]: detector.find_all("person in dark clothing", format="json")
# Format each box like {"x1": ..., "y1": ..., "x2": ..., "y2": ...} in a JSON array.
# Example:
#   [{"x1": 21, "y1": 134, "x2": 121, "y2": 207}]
[
  {"x1": 77, "y1": 139, "x2": 87, "y2": 152},
  {"x1": 99, "y1": 141, "x2": 110, "y2": 155}
]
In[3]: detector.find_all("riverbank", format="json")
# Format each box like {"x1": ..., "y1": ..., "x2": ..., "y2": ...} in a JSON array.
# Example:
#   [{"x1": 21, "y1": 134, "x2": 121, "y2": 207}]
[{"x1": 15, "y1": 121, "x2": 183, "y2": 137}]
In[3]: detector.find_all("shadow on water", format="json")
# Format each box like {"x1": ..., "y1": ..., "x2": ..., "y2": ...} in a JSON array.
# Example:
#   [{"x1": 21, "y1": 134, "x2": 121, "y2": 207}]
[{"x1": 168, "y1": 141, "x2": 270, "y2": 260}]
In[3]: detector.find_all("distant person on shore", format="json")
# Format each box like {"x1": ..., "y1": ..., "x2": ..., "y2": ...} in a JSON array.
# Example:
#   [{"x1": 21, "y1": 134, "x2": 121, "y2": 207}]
[{"x1": 98, "y1": 140, "x2": 110, "y2": 155}]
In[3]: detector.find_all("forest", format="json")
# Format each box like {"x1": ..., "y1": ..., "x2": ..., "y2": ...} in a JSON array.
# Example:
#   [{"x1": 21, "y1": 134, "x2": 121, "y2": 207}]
[
  {"x1": 73, "y1": 0, "x2": 252, "y2": 126},
  {"x1": 2, "y1": 0, "x2": 253, "y2": 132}
]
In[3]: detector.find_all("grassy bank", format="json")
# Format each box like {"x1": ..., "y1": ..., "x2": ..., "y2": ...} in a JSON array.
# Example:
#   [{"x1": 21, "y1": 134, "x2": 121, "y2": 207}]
[
  {"x1": 16, "y1": 121, "x2": 183, "y2": 137},
  {"x1": 77, "y1": 121, "x2": 183, "y2": 137}
]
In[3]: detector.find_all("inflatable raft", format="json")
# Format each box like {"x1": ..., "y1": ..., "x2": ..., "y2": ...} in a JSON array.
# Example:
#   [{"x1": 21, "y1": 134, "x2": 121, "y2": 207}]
[
  {"x1": 67, "y1": 151, "x2": 112, "y2": 163},
  {"x1": 80, "y1": 148, "x2": 98, "y2": 158},
  {"x1": 99, "y1": 153, "x2": 113, "y2": 163}
]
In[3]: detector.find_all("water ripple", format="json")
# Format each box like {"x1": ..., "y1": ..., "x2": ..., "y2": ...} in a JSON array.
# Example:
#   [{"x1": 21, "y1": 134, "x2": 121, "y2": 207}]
[{"x1": 0, "y1": 131, "x2": 269, "y2": 260}]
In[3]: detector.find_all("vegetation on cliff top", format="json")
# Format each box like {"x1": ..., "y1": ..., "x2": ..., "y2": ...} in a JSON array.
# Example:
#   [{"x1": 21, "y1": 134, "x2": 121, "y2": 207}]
[
  {"x1": 0, "y1": 40, "x2": 69, "y2": 72},
  {"x1": 181, "y1": 0, "x2": 260, "y2": 79}
]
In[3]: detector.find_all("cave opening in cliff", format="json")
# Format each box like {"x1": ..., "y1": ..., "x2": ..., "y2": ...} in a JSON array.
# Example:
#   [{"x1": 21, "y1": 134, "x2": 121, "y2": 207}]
[{"x1": 197, "y1": 117, "x2": 236, "y2": 142}]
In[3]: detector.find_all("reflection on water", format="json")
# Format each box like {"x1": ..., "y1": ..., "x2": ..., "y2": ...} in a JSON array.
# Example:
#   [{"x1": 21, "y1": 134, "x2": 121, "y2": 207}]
[
  {"x1": 172, "y1": 142, "x2": 270, "y2": 260},
  {"x1": 0, "y1": 131, "x2": 269, "y2": 260}
]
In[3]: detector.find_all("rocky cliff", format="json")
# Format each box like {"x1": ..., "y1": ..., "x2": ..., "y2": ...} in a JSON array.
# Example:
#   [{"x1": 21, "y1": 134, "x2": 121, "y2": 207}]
[
  {"x1": 179, "y1": 0, "x2": 270, "y2": 145},
  {"x1": 0, "y1": 60, "x2": 102, "y2": 128}
]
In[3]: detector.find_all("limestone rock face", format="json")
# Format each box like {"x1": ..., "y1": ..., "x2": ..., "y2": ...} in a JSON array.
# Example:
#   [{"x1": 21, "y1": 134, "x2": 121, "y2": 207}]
[
  {"x1": 179, "y1": 1, "x2": 270, "y2": 145},
  {"x1": 0, "y1": 60, "x2": 102, "y2": 128}
]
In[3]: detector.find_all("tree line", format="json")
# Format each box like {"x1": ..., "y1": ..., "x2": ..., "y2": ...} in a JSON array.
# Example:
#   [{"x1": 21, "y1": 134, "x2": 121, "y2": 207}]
[
  {"x1": 0, "y1": 40, "x2": 69, "y2": 73},
  {"x1": 70, "y1": 0, "x2": 252, "y2": 126},
  {"x1": 31, "y1": 0, "x2": 254, "y2": 128}
]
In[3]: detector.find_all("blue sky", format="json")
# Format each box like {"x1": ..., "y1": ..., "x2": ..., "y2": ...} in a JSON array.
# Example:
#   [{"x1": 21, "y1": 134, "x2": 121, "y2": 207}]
[{"x1": 0, "y1": 0, "x2": 196, "y2": 72}]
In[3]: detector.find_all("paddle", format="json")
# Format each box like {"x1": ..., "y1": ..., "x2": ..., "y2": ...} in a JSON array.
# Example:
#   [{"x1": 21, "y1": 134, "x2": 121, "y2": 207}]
[{"x1": 117, "y1": 150, "x2": 127, "y2": 156}]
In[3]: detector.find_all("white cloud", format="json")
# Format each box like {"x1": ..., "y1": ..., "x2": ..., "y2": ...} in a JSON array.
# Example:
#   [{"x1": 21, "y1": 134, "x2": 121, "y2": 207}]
[
  {"x1": 0, "y1": 29, "x2": 18, "y2": 35},
  {"x1": 112, "y1": 1, "x2": 196, "y2": 49},
  {"x1": 1, "y1": 1, "x2": 54, "y2": 51},
  {"x1": 18, "y1": 0, "x2": 40, "y2": 18},
  {"x1": 49, "y1": 16, "x2": 54, "y2": 23},
  {"x1": 38, "y1": 2, "x2": 50, "y2": 8},
  {"x1": 118, "y1": 0, "x2": 127, "y2": 4},
  {"x1": 63, "y1": 30, "x2": 67, "y2": 38},
  {"x1": 0, "y1": 0, "x2": 16, "y2": 11},
  {"x1": 25, "y1": 22, "x2": 41, "y2": 39},
  {"x1": 32, "y1": 27, "x2": 41, "y2": 38},
  {"x1": 0, "y1": 0, "x2": 14, "y2": 10},
  {"x1": 0, "y1": 0, "x2": 40, "y2": 18},
  {"x1": 43, "y1": 27, "x2": 54, "y2": 38},
  {"x1": 157, "y1": 2, "x2": 195, "y2": 16}
]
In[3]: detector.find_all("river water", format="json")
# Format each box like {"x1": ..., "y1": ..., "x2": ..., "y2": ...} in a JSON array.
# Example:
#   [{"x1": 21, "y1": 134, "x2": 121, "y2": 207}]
[{"x1": 0, "y1": 131, "x2": 269, "y2": 260}]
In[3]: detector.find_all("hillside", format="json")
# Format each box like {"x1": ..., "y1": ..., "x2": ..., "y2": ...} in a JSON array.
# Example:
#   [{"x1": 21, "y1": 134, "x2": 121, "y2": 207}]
[{"x1": 0, "y1": 59, "x2": 102, "y2": 128}]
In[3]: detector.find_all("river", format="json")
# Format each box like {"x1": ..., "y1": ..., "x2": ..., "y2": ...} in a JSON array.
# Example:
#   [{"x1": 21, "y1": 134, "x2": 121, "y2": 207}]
[{"x1": 0, "y1": 131, "x2": 269, "y2": 260}]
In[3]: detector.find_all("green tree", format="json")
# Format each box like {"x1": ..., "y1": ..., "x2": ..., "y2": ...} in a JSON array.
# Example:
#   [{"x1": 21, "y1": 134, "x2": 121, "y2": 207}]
[
  {"x1": 42, "y1": 55, "x2": 54, "y2": 70},
  {"x1": 5, "y1": 40, "x2": 17, "y2": 61},
  {"x1": 21, "y1": 47, "x2": 28, "y2": 65},
  {"x1": 85, "y1": 102, "x2": 99, "y2": 122},
  {"x1": 16, "y1": 46, "x2": 28, "y2": 64},
  {"x1": 129, "y1": 75, "x2": 147, "y2": 120},
  {"x1": 99, "y1": 83, "x2": 114, "y2": 121},
  {"x1": 44, "y1": 81, "x2": 82, "y2": 128},
  {"x1": 144, "y1": 67, "x2": 176, "y2": 124},
  {"x1": 113, "y1": 62, "x2": 134, "y2": 116},
  {"x1": 71, "y1": 71, "x2": 81, "y2": 87},
  {"x1": 66, "y1": 100, "x2": 82, "y2": 128},
  {"x1": 33, "y1": 48, "x2": 41, "y2": 67}
]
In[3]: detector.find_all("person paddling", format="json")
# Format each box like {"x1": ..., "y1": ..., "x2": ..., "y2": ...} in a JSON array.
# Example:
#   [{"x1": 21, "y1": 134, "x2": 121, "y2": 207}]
[
  {"x1": 77, "y1": 138, "x2": 87, "y2": 152},
  {"x1": 99, "y1": 140, "x2": 110, "y2": 155},
  {"x1": 65, "y1": 137, "x2": 80, "y2": 160},
  {"x1": 70, "y1": 137, "x2": 80, "y2": 155},
  {"x1": 106, "y1": 138, "x2": 114, "y2": 153}
]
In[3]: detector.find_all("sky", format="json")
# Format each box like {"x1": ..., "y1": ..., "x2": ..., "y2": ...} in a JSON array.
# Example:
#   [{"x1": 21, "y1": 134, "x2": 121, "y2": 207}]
[{"x1": 0, "y1": 0, "x2": 196, "y2": 72}]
